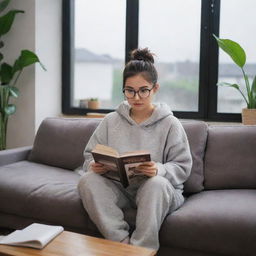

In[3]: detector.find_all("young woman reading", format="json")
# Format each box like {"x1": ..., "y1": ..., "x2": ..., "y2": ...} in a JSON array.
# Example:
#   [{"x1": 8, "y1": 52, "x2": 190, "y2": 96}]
[{"x1": 78, "y1": 48, "x2": 192, "y2": 251}]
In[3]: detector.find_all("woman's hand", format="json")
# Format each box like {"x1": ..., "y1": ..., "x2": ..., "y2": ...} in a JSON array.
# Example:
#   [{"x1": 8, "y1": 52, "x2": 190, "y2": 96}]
[
  {"x1": 89, "y1": 161, "x2": 108, "y2": 174},
  {"x1": 137, "y1": 161, "x2": 158, "y2": 177}
]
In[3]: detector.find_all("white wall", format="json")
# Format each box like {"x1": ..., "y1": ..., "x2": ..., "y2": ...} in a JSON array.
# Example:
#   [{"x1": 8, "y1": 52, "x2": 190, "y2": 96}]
[
  {"x1": 35, "y1": 0, "x2": 62, "y2": 130},
  {"x1": 2, "y1": 0, "x2": 62, "y2": 149}
]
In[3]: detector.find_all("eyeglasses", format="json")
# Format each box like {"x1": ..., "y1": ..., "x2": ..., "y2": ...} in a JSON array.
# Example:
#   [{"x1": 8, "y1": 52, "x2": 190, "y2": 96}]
[{"x1": 123, "y1": 86, "x2": 155, "y2": 99}]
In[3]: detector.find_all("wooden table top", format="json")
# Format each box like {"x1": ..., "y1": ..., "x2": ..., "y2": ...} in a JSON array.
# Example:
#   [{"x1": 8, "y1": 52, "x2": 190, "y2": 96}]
[{"x1": 0, "y1": 231, "x2": 156, "y2": 256}]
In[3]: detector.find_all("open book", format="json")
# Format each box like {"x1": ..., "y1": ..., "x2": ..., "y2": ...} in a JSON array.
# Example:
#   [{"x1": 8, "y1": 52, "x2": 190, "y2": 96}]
[
  {"x1": 91, "y1": 144, "x2": 151, "y2": 187},
  {"x1": 0, "y1": 223, "x2": 64, "y2": 249}
]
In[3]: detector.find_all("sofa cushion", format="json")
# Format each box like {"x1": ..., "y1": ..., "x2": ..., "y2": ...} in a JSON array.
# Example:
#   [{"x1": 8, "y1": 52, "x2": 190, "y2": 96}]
[
  {"x1": 204, "y1": 125, "x2": 256, "y2": 189},
  {"x1": 160, "y1": 190, "x2": 256, "y2": 256},
  {"x1": 29, "y1": 118, "x2": 101, "y2": 170},
  {"x1": 182, "y1": 121, "x2": 208, "y2": 193},
  {"x1": 0, "y1": 161, "x2": 97, "y2": 233}
]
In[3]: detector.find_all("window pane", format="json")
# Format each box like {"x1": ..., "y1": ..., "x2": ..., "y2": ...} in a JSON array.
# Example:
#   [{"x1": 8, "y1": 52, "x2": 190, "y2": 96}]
[
  {"x1": 74, "y1": 0, "x2": 125, "y2": 109},
  {"x1": 218, "y1": 0, "x2": 256, "y2": 113},
  {"x1": 138, "y1": 0, "x2": 201, "y2": 111}
]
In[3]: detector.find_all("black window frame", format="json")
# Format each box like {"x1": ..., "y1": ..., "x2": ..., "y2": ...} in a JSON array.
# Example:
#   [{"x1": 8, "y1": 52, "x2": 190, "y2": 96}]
[{"x1": 62, "y1": 0, "x2": 242, "y2": 122}]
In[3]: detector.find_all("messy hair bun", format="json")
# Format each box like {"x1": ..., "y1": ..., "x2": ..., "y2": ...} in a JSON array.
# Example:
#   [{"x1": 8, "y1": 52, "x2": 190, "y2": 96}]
[
  {"x1": 130, "y1": 48, "x2": 155, "y2": 64},
  {"x1": 123, "y1": 48, "x2": 158, "y2": 87}
]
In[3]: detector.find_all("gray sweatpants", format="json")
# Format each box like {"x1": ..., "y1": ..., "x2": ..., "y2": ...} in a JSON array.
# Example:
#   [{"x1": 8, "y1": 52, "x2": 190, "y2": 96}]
[{"x1": 77, "y1": 172, "x2": 184, "y2": 250}]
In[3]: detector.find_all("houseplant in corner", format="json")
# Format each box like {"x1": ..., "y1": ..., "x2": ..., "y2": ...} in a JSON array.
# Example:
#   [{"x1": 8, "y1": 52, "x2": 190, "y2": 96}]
[
  {"x1": 213, "y1": 34, "x2": 256, "y2": 125},
  {"x1": 0, "y1": 0, "x2": 45, "y2": 150}
]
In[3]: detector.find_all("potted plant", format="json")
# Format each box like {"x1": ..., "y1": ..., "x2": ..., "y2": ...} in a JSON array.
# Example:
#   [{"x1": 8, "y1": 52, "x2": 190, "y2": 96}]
[
  {"x1": 88, "y1": 98, "x2": 100, "y2": 109},
  {"x1": 213, "y1": 34, "x2": 256, "y2": 125},
  {"x1": 0, "y1": 0, "x2": 46, "y2": 150}
]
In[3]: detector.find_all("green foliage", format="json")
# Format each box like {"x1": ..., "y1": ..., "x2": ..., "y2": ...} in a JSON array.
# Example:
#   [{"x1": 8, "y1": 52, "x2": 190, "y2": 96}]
[
  {"x1": 13, "y1": 50, "x2": 46, "y2": 74},
  {"x1": 0, "y1": 0, "x2": 45, "y2": 150},
  {"x1": 0, "y1": 0, "x2": 10, "y2": 13},
  {"x1": 0, "y1": 10, "x2": 24, "y2": 36},
  {"x1": 214, "y1": 34, "x2": 256, "y2": 109},
  {"x1": 0, "y1": 62, "x2": 12, "y2": 83}
]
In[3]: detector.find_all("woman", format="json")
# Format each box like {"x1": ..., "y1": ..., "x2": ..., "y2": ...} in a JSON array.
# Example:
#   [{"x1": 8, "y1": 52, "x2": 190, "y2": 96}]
[{"x1": 78, "y1": 48, "x2": 192, "y2": 251}]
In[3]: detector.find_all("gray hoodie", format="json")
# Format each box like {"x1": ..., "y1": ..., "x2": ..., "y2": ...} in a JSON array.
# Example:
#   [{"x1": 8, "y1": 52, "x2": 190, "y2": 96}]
[{"x1": 83, "y1": 101, "x2": 192, "y2": 190}]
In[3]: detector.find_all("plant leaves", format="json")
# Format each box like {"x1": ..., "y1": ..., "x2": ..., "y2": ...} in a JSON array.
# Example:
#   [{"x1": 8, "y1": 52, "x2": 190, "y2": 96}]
[
  {"x1": 251, "y1": 76, "x2": 256, "y2": 107},
  {"x1": 216, "y1": 82, "x2": 240, "y2": 90},
  {"x1": 0, "y1": 62, "x2": 13, "y2": 84},
  {"x1": 9, "y1": 86, "x2": 19, "y2": 97},
  {"x1": 13, "y1": 50, "x2": 46, "y2": 74},
  {"x1": 213, "y1": 34, "x2": 246, "y2": 68},
  {"x1": 4, "y1": 104, "x2": 16, "y2": 115},
  {"x1": 217, "y1": 81, "x2": 250, "y2": 107},
  {"x1": 252, "y1": 76, "x2": 256, "y2": 95},
  {"x1": 0, "y1": 10, "x2": 24, "y2": 37},
  {"x1": 0, "y1": 0, "x2": 10, "y2": 13}
]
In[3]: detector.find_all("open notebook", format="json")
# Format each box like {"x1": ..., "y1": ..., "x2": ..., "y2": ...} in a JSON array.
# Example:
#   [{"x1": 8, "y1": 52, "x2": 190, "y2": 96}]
[{"x1": 0, "y1": 223, "x2": 64, "y2": 249}]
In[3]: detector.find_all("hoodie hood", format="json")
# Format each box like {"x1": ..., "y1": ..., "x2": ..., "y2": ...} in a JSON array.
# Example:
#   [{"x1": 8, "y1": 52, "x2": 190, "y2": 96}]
[{"x1": 116, "y1": 101, "x2": 173, "y2": 127}]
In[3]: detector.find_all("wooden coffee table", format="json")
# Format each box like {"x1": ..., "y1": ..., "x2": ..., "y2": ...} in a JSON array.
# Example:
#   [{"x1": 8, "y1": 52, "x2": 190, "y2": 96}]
[{"x1": 0, "y1": 231, "x2": 156, "y2": 256}]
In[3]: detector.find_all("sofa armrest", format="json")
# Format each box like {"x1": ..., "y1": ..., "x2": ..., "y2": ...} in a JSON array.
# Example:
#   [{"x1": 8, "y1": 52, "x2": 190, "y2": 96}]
[{"x1": 0, "y1": 146, "x2": 32, "y2": 167}]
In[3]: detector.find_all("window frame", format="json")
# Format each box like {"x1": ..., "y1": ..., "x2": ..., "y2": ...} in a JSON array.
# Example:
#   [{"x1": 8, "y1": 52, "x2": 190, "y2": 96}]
[{"x1": 62, "y1": 0, "x2": 242, "y2": 122}]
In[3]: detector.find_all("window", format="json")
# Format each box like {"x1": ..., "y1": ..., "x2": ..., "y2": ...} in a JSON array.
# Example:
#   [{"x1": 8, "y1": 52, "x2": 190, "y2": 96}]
[
  {"x1": 73, "y1": 0, "x2": 125, "y2": 109},
  {"x1": 217, "y1": 0, "x2": 256, "y2": 113},
  {"x1": 139, "y1": 0, "x2": 201, "y2": 112},
  {"x1": 63, "y1": 0, "x2": 255, "y2": 121}
]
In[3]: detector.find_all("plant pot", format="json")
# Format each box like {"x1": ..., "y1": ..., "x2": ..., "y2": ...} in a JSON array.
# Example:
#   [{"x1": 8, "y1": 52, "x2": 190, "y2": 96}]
[
  {"x1": 242, "y1": 108, "x2": 256, "y2": 125},
  {"x1": 88, "y1": 101, "x2": 99, "y2": 109}
]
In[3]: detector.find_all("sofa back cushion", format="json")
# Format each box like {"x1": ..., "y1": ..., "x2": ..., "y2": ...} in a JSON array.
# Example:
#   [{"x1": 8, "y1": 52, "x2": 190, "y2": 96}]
[
  {"x1": 29, "y1": 117, "x2": 208, "y2": 191},
  {"x1": 182, "y1": 121, "x2": 208, "y2": 193},
  {"x1": 29, "y1": 118, "x2": 101, "y2": 170},
  {"x1": 204, "y1": 125, "x2": 256, "y2": 189}
]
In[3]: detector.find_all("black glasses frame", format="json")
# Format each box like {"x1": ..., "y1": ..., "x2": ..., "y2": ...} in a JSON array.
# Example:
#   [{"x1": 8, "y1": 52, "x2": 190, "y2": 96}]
[{"x1": 122, "y1": 85, "x2": 156, "y2": 99}]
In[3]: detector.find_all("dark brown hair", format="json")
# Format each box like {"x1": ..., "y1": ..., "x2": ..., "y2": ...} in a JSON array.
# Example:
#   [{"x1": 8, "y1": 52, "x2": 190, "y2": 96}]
[{"x1": 123, "y1": 48, "x2": 158, "y2": 88}]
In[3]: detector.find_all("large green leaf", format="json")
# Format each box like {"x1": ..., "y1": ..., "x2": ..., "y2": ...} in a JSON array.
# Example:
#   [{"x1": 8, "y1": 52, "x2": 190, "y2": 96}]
[
  {"x1": 0, "y1": 0, "x2": 10, "y2": 13},
  {"x1": 213, "y1": 35, "x2": 246, "y2": 68},
  {"x1": 13, "y1": 50, "x2": 46, "y2": 74},
  {"x1": 0, "y1": 10, "x2": 24, "y2": 37},
  {"x1": 0, "y1": 62, "x2": 13, "y2": 84},
  {"x1": 217, "y1": 82, "x2": 240, "y2": 90},
  {"x1": 4, "y1": 104, "x2": 16, "y2": 115}
]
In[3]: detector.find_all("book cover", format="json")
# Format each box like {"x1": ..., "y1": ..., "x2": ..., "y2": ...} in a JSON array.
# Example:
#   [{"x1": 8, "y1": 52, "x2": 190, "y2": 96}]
[
  {"x1": 0, "y1": 223, "x2": 64, "y2": 249},
  {"x1": 91, "y1": 144, "x2": 151, "y2": 187}
]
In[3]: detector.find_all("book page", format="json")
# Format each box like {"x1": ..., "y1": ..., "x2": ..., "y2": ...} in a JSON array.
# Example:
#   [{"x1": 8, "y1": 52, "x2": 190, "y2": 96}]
[
  {"x1": 124, "y1": 163, "x2": 149, "y2": 185},
  {"x1": 120, "y1": 150, "x2": 149, "y2": 158},
  {"x1": 98, "y1": 159, "x2": 121, "y2": 182},
  {"x1": 122, "y1": 154, "x2": 151, "y2": 186},
  {"x1": 92, "y1": 144, "x2": 119, "y2": 157},
  {"x1": 0, "y1": 223, "x2": 64, "y2": 249}
]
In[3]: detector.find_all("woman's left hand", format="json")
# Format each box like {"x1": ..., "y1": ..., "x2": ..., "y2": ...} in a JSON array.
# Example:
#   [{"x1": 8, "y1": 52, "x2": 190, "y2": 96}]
[{"x1": 137, "y1": 161, "x2": 158, "y2": 177}]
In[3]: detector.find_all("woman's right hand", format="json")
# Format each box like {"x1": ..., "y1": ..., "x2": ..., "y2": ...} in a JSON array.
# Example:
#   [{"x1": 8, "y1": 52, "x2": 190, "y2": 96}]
[{"x1": 89, "y1": 161, "x2": 108, "y2": 174}]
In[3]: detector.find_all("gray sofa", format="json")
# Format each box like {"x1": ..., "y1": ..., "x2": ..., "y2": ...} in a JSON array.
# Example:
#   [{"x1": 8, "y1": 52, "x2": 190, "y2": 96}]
[{"x1": 0, "y1": 117, "x2": 255, "y2": 256}]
